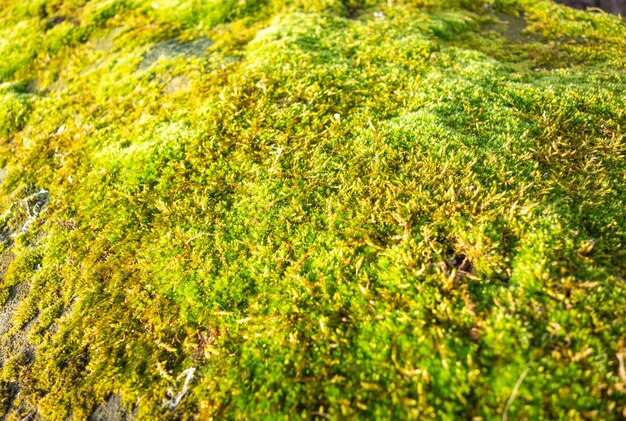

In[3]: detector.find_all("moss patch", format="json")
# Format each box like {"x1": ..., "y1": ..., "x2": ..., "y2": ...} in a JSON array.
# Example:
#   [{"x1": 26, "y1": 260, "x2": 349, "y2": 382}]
[{"x1": 0, "y1": 0, "x2": 625, "y2": 419}]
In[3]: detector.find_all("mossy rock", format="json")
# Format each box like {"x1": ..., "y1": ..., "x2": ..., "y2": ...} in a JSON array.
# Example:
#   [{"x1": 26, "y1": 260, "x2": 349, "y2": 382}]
[{"x1": 0, "y1": 0, "x2": 625, "y2": 419}]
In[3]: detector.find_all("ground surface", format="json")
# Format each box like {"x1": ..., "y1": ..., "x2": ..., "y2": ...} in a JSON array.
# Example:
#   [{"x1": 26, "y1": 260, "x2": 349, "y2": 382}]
[{"x1": 0, "y1": 0, "x2": 625, "y2": 419}]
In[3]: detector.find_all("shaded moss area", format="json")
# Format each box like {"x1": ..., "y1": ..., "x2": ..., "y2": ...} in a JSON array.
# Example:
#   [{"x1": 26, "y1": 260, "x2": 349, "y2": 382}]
[{"x1": 1, "y1": 0, "x2": 625, "y2": 419}]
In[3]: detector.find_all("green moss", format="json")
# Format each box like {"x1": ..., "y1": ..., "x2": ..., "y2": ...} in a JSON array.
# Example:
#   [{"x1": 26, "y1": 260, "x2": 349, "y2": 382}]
[
  {"x1": 0, "y1": 289, "x2": 8, "y2": 307},
  {"x1": 0, "y1": 0, "x2": 625, "y2": 419},
  {"x1": 1, "y1": 353, "x2": 28, "y2": 382},
  {"x1": 0, "y1": 91, "x2": 31, "y2": 138},
  {"x1": 3, "y1": 247, "x2": 40, "y2": 288},
  {"x1": 0, "y1": 19, "x2": 40, "y2": 81},
  {"x1": 0, "y1": 380, "x2": 11, "y2": 418}
]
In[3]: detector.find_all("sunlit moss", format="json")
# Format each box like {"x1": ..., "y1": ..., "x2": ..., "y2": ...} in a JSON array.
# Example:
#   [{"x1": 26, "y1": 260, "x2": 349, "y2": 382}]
[
  {"x1": 0, "y1": 0, "x2": 625, "y2": 419},
  {"x1": 0, "y1": 90, "x2": 31, "y2": 138},
  {"x1": 1, "y1": 353, "x2": 28, "y2": 382}
]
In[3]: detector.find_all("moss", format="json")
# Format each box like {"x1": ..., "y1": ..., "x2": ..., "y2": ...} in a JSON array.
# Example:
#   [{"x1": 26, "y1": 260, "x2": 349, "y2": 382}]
[
  {"x1": 0, "y1": 91, "x2": 31, "y2": 138},
  {"x1": 2, "y1": 247, "x2": 40, "y2": 289},
  {"x1": 1, "y1": 353, "x2": 28, "y2": 383},
  {"x1": 0, "y1": 19, "x2": 40, "y2": 81},
  {"x1": 0, "y1": 289, "x2": 8, "y2": 307},
  {"x1": 0, "y1": 0, "x2": 625, "y2": 419},
  {"x1": 0, "y1": 380, "x2": 11, "y2": 418}
]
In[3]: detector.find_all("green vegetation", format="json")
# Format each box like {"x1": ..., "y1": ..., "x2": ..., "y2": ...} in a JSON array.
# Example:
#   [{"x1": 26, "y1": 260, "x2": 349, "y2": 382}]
[{"x1": 1, "y1": 0, "x2": 625, "y2": 419}]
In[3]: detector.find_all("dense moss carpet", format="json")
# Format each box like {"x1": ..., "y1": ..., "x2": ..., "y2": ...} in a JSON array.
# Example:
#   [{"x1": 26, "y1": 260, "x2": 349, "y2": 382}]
[{"x1": 1, "y1": 0, "x2": 625, "y2": 419}]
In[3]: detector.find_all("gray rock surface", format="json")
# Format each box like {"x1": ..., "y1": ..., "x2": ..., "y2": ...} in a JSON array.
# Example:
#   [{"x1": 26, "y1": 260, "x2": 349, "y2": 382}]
[
  {"x1": 138, "y1": 37, "x2": 213, "y2": 70},
  {"x1": 556, "y1": 0, "x2": 626, "y2": 15},
  {"x1": 90, "y1": 394, "x2": 135, "y2": 421}
]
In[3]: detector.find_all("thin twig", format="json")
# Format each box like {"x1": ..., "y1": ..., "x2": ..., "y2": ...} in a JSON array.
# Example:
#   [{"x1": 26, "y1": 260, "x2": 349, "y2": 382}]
[{"x1": 503, "y1": 367, "x2": 529, "y2": 421}]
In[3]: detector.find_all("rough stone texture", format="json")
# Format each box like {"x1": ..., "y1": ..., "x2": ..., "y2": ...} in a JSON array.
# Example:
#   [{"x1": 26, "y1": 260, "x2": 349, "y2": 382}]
[
  {"x1": 90, "y1": 395, "x2": 135, "y2": 421},
  {"x1": 165, "y1": 74, "x2": 192, "y2": 94},
  {"x1": 0, "y1": 258, "x2": 38, "y2": 418},
  {"x1": 556, "y1": 0, "x2": 626, "y2": 15},
  {"x1": 138, "y1": 37, "x2": 213, "y2": 70}
]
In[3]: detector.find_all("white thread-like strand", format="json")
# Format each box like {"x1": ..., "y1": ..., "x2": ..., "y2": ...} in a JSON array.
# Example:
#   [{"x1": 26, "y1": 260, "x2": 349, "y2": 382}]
[{"x1": 166, "y1": 367, "x2": 196, "y2": 409}]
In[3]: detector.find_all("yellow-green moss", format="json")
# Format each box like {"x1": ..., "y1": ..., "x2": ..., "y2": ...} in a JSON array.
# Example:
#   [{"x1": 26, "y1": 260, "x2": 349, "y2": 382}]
[
  {"x1": 1, "y1": 353, "x2": 28, "y2": 382},
  {"x1": 0, "y1": 0, "x2": 625, "y2": 419},
  {"x1": 0, "y1": 91, "x2": 30, "y2": 138}
]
